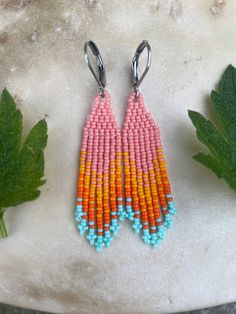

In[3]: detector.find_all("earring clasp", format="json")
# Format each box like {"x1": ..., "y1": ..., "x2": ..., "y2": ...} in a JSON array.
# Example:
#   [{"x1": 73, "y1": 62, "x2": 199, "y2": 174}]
[
  {"x1": 84, "y1": 41, "x2": 106, "y2": 97},
  {"x1": 132, "y1": 40, "x2": 152, "y2": 96}
]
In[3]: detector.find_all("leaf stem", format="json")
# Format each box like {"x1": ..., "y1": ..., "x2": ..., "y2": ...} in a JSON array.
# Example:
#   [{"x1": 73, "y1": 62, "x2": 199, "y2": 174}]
[{"x1": 0, "y1": 212, "x2": 8, "y2": 239}]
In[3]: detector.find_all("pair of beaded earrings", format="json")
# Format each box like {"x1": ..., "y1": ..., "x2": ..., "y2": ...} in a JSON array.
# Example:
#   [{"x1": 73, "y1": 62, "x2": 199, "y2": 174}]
[{"x1": 75, "y1": 40, "x2": 176, "y2": 251}]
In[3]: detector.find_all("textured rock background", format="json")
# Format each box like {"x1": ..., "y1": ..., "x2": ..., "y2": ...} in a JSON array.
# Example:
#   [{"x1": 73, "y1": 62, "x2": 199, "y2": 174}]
[{"x1": 0, "y1": 0, "x2": 236, "y2": 313}]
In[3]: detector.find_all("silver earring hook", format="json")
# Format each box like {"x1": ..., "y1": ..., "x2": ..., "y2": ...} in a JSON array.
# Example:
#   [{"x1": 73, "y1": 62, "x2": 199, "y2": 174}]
[
  {"x1": 132, "y1": 40, "x2": 152, "y2": 97},
  {"x1": 84, "y1": 41, "x2": 106, "y2": 97}
]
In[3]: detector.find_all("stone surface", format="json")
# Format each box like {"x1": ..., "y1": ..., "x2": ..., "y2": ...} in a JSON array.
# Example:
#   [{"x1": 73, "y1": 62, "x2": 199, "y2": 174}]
[{"x1": 0, "y1": 0, "x2": 236, "y2": 313}]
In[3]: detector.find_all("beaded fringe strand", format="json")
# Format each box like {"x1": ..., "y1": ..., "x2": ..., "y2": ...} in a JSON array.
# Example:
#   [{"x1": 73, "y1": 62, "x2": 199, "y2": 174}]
[
  {"x1": 123, "y1": 93, "x2": 176, "y2": 248},
  {"x1": 75, "y1": 91, "x2": 124, "y2": 251}
]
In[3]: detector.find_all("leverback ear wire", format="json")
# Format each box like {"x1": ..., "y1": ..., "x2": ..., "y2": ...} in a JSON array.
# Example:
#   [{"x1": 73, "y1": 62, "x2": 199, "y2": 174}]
[
  {"x1": 132, "y1": 40, "x2": 152, "y2": 98},
  {"x1": 84, "y1": 41, "x2": 106, "y2": 97}
]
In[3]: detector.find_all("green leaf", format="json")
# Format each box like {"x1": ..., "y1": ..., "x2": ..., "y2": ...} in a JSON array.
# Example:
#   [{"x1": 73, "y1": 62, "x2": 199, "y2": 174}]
[
  {"x1": 0, "y1": 89, "x2": 48, "y2": 237},
  {"x1": 189, "y1": 64, "x2": 236, "y2": 191}
]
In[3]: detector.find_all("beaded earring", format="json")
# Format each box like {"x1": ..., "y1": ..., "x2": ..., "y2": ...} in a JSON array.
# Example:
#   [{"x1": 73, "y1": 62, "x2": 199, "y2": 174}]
[
  {"x1": 123, "y1": 40, "x2": 176, "y2": 248},
  {"x1": 75, "y1": 41, "x2": 125, "y2": 251}
]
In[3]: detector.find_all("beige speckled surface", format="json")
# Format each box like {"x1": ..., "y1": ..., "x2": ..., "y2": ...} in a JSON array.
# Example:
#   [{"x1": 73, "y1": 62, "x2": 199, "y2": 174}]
[{"x1": 0, "y1": 0, "x2": 236, "y2": 313}]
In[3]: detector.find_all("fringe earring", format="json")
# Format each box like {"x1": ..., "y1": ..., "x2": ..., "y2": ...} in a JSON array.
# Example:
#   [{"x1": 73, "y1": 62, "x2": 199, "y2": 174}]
[
  {"x1": 75, "y1": 41, "x2": 124, "y2": 251},
  {"x1": 123, "y1": 40, "x2": 176, "y2": 248}
]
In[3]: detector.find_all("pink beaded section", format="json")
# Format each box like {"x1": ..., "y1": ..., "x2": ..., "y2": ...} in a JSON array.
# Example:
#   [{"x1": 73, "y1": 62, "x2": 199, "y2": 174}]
[
  {"x1": 123, "y1": 92, "x2": 176, "y2": 248},
  {"x1": 75, "y1": 91, "x2": 124, "y2": 251}
]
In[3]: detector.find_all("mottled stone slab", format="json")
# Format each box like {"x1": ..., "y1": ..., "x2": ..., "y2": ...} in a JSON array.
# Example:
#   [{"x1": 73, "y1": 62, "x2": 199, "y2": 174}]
[{"x1": 0, "y1": 0, "x2": 236, "y2": 313}]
